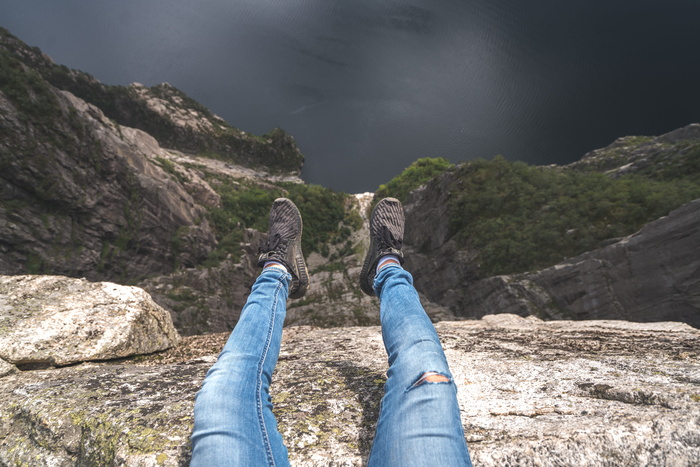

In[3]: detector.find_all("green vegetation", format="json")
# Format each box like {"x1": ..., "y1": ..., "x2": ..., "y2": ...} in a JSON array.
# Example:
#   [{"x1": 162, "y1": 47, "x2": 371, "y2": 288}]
[
  {"x1": 201, "y1": 173, "x2": 357, "y2": 266},
  {"x1": 153, "y1": 156, "x2": 189, "y2": 184},
  {"x1": 375, "y1": 157, "x2": 453, "y2": 203},
  {"x1": 0, "y1": 48, "x2": 61, "y2": 123},
  {"x1": 203, "y1": 176, "x2": 277, "y2": 265},
  {"x1": 446, "y1": 156, "x2": 700, "y2": 277},
  {"x1": 283, "y1": 183, "x2": 352, "y2": 256},
  {"x1": 26, "y1": 252, "x2": 45, "y2": 275},
  {"x1": 375, "y1": 145, "x2": 700, "y2": 280}
]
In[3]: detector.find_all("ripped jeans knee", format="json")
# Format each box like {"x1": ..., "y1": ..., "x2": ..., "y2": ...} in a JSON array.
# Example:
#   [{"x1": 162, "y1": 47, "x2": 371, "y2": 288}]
[{"x1": 406, "y1": 371, "x2": 452, "y2": 392}]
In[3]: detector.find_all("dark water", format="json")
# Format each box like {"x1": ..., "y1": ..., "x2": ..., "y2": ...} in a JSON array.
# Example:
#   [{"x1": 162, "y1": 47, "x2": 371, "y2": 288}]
[{"x1": 2, "y1": 1, "x2": 700, "y2": 192}]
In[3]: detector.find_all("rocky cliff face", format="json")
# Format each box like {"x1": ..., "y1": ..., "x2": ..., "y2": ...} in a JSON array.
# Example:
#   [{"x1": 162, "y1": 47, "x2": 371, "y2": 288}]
[
  {"x1": 0, "y1": 28, "x2": 305, "y2": 175},
  {"x1": 0, "y1": 29, "x2": 328, "y2": 335},
  {"x1": 410, "y1": 197, "x2": 700, "y2": 327},
  {"x1": 0, "y1": 82, "x2": 217, "y2": 281},
  {"x1": 403, "y1": 126, "x2": 700, "y2": 328}
]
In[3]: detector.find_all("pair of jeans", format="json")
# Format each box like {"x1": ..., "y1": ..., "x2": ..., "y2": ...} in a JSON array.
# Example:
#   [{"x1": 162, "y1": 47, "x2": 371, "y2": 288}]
[{"x1": 190, "y1": 265, "x2": 472, "y2": 466}]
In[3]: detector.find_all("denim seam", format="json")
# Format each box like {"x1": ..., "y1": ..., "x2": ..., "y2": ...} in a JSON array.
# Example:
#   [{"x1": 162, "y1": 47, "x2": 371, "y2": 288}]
[{"x1": 256, "y1": 277, "x2": 284, "y2": 467}]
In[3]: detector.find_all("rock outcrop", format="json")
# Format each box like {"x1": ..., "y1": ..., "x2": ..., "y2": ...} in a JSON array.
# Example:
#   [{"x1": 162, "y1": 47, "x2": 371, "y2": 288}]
[
  {"x1": 1, "y1": 315, "x2": 698, "y2": 465},
  {"x1": 438, "y1": 198, "x2": 700, "y2": 327},
  {"x1": 0, "y1": 275, "x2": 179, "y2": 369}
]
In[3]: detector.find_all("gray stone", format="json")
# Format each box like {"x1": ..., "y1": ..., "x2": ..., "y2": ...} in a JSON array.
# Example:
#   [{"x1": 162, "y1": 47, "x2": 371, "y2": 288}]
[
  {"x1": 1, "y1": 316, "x2": 698, "y2": 465},
  {"x1": 530, "y1": 198, "x2": 700, "y2": 325},
  {"x1": 0, "y1": 358, "x2": 16, "y2": 377},
  {"x1": 403, "y1": 173, "x2": 482, "y2": 311},
  {"x1": 0, "y1": 275, "x2": 180, "y2": 366}
]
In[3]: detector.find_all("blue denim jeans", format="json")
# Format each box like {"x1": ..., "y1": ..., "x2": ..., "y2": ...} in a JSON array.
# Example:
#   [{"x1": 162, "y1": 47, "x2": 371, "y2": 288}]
[{"x1": 191, "y1": 265, "x2": 472, "y2": 466}]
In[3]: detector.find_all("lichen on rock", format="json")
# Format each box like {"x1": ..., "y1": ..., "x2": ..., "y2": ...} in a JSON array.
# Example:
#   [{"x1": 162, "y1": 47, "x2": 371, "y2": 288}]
[{"x1": 0, "y1": 363, "x2": 198, "y2": 466}]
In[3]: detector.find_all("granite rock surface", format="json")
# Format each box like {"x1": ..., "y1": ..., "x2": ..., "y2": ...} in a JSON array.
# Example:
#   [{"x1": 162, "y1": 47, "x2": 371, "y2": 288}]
[{"x1": 1, "y1": 315, "x2": 698, "y2": 466}]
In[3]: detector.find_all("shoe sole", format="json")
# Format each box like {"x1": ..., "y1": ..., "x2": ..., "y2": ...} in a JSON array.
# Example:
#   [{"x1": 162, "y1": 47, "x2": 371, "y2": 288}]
[
  {"x1": 359, "y1": 197, "x2": 402, "y2": 296},
  {"x1": 360, "y1": 230, "x2": 378, "y2": 296},
  {"x1": 285, "y1": 200, "x2": 309, "y2": 299}
]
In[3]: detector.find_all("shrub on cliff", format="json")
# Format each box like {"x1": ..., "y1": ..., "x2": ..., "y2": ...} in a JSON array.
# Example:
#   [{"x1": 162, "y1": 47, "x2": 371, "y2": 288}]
[
  {"x1": 448, "y1": 156, "x2": 700, "y2": 277},
  {"x1": 380, "y1": 150, "x2": 700, "y2": 279},
  {"x1": 0, "y1": 48, "x2": 61, "y2": 123},
  {"x1": 375, "y1": 157, "x2": 453, "y2": 203}
]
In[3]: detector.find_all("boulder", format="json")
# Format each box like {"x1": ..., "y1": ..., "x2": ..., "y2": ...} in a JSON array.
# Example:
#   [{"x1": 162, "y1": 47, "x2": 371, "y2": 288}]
[
  {"x1": 1, "y1": 316, "x2": 698, "y2": 465},
  {"x1": 0, "y1": 275, "x2": 179, "y2": 367}
]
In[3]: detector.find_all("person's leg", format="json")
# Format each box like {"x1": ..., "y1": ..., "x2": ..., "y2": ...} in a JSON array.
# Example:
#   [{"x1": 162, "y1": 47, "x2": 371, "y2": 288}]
[
  {"x1": 191, "y1": 198, "x2": 308, "y2": 466},
  {"x1": 368, "y1": 264, "x2": 472, "y2": 466},
  {"x1": 191, "y1": 268, "x2": 291, "y2": 466},
  {"x1": 361, "y1": 198, "x2": 472, "y2": 467}
]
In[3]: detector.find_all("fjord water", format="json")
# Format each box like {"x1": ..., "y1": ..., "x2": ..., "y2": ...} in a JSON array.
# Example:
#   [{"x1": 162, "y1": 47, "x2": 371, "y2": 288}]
[{"x1": 2, "y1": 0, "x2": 700, "y2": 191}]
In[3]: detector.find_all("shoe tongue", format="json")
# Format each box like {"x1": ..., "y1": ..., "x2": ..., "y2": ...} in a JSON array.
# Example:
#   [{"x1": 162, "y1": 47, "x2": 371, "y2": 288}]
[
  {"x1": 379, "y1": 225, "x2": 402, "y2": 250},
  {"x1": 260, "y1": 233, "x2": 283, "y2": 253}
]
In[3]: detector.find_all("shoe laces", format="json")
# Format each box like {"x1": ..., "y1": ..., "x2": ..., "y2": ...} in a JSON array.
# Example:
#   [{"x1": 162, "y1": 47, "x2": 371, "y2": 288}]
[
  {"x1": 259, "y1": 233, "x2": 287, "y2": 255},
  {"x1": 377, "y1": 225, "x2": 402, "y2": 251}
]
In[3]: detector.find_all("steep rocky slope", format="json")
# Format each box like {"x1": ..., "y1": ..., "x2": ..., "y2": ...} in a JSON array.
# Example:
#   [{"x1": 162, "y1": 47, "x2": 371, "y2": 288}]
[
  {"x1": 0, "y1": 81, "x2": 216, "y2": 281},
  {"x1": 446, "y1": 198, "x2": 700, "y2": 326}
]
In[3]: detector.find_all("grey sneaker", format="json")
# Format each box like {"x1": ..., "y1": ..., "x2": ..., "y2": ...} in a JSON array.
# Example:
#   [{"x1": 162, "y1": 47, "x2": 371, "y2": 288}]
[
  {"x1": 257, "y1": 198, "x2": 309, "y2": 299},
  {"x1": 359, "y1": 197, "x2": 405, "y2": 296}
]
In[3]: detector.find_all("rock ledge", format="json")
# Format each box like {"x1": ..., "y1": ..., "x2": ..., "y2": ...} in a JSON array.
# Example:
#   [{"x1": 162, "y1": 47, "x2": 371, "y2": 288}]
[{"x1": 1, "y1": 315, "x2": 698, "y2": 466}]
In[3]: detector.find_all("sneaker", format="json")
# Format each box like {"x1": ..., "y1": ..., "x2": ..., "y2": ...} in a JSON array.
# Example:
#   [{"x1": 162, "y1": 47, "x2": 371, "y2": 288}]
[
  {"x1": 359, "y1": 197, "x2": 405, "y2": 296},
  {"x1": 257, "y1": 198, "x2": 309, "y2": 299}
]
